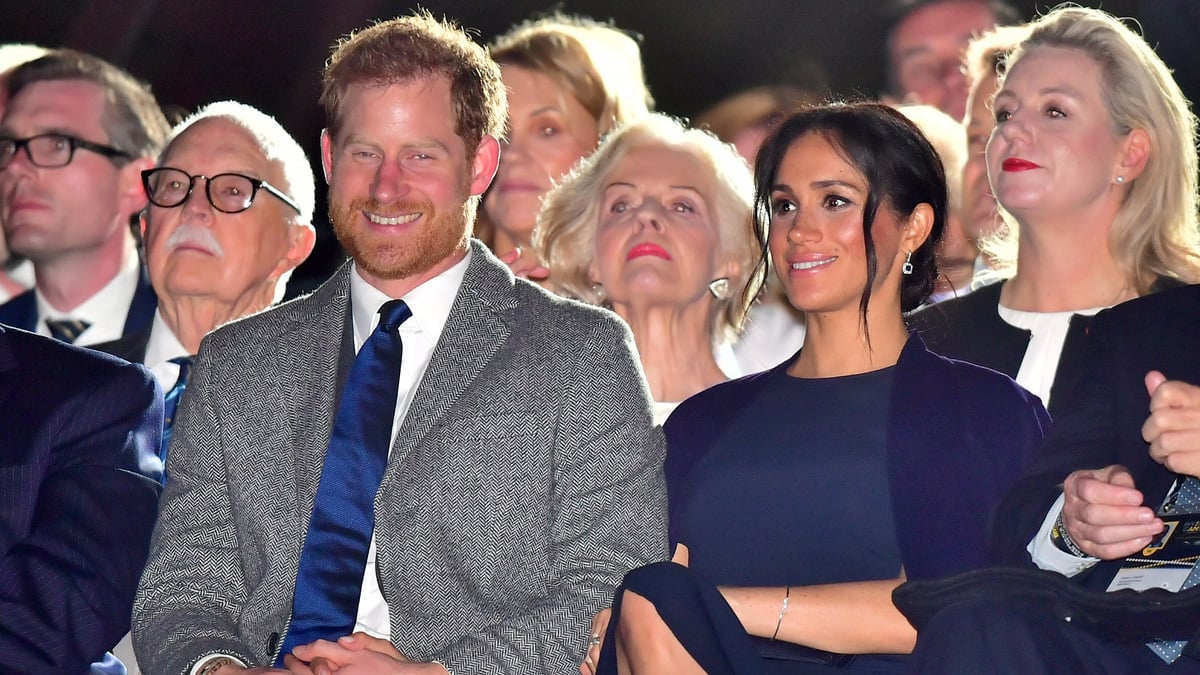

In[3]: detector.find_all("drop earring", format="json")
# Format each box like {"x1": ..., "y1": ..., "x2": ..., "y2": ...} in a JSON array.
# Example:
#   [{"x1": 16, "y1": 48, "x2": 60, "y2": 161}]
[
  {"x1": 707, "y1": 277, "x2": 730, "y2": 300},
  {"x1": 590, "y1": 282, "x2": 606, "y2": 301},
  {"x1": 901, "y1": 251, "x2": 914, "y2": 275}
]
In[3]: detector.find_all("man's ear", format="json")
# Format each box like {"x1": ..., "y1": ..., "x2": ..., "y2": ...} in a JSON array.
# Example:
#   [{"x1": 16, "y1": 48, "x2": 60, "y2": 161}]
[
  {"x1": 319, "y1": 129, "x2": 333, "y2": 185},
  {"x1": 469, "y1": 135, "x2": 501, "y2": 197},
  {"x1": 119, "y1": 156, "x2": 156, "y2": 217},
  {"x1": 273, "y1": 223, "x2": 317, "y2": 279}
]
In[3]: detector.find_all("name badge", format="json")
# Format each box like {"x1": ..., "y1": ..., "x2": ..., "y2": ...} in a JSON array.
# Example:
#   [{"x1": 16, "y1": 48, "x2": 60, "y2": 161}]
[{"x1": 1107, "y1": 514, "x2": 1200, "y2": 592}]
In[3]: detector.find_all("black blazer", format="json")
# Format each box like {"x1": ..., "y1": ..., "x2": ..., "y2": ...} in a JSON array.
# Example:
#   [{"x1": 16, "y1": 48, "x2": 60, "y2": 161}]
[
  {"x1": 993, "y1": 283, "x2": 1200, "y2": 591},
  {"x1": 906, "y1": 281, "x2": 1094, "y2": 417}
]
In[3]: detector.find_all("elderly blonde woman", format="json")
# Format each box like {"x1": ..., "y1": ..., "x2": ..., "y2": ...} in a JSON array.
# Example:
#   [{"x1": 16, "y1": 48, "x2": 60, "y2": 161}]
[
  {"x1": 484, "y1": 14, "x2": 652, "y2": 281},
  {"x1": 535, "y1": 114, "x2": 759, "y2": 419},
  {"x1": 910, "y1": 6, "x2": 1200, "y2": 416}
]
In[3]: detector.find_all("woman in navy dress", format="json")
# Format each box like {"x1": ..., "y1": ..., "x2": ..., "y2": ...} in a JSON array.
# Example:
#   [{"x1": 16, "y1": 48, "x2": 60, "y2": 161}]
[{"x1": 582, "y1": 103, "x2": 1051, "y2": 674}]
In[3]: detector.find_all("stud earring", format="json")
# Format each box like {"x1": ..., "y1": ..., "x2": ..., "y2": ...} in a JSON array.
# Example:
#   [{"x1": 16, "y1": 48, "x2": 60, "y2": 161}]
[
  {"x1": 708, "y1": 277, "x2": 731, "y2": 300},
  {"x1": 590, "y1": 282, "x2": 606, "y2": 301},
  {"x1": 1116, "y1": 176, "x2": 1126, "y2": 184},
  {"x1": 901, "y1": 251, "x2": 914, "y2": 275}
]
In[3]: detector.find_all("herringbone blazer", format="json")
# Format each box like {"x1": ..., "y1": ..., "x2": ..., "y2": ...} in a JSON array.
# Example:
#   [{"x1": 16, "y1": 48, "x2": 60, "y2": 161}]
[{"x1": 132, "y1": 240, "x2": 668, "y2": 675}]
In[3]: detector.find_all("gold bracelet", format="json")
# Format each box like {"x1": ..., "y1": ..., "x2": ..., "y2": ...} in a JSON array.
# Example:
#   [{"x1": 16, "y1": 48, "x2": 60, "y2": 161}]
[
  {"x1": 196, "y1": 656, "x2": 236, "y2": 675},
  {"x1": 771, "y1": 585, "x2": 791, "y2": 640}
]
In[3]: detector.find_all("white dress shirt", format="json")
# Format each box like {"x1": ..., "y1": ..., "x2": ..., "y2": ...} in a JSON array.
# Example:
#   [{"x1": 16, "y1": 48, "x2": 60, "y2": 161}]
[
  {"x1": 35, "y1": 251, "x2": 140, "y2": 346},
  {"x1": 348, "y1": 251, "x2": 470, "y2": 638},
  {"x1": 1029, "y1": 493, "x2": 1101, "y2": 576},
  {"x1": 143, "y1": 310, "x2": 191, "y2": 390}
]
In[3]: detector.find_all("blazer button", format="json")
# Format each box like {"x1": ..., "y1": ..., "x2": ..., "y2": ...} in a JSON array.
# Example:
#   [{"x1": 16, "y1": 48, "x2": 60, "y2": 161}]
[{"x1": 267, "y1": 631, "x2": 280, "y2": 655}]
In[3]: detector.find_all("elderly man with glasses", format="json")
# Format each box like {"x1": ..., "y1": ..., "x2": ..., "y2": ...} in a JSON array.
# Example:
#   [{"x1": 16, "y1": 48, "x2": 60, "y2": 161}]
[
  {"x1": 92, "y1": 99, "x2": 315, "y2": 675},
  {"x1": 0, "y1": 49, "x2": 169, "y2": 345},
  {"x1": 96, "y1": 100, "x2": 315, "y2": 461}
]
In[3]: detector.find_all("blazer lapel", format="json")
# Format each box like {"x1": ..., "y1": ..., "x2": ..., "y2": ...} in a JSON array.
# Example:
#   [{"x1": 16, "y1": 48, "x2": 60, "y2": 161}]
[
  {"x1": 281, "y1": 262, "x2": 354, "y2": 520},
  {"x1": 384, "y1": 242, "x2": 516, "y2": 472}
]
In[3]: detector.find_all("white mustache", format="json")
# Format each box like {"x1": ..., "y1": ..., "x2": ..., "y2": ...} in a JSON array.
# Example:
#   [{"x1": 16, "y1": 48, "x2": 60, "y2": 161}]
[{"x1": 164, "y1": 223, "x2": 225, "y2": 257}]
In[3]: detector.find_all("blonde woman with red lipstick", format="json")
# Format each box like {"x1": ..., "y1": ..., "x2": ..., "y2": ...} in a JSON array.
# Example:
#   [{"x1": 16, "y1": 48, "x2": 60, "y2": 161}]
[
  {"x1": 534, "y1": 114, "x2": 758, "y2": 420},
  {"x1": 910, "y1": 6, "x2": 1200, "y2": 417},
  {"x1": 482, "y1": 15, "x2": 652, "y2": 283}
]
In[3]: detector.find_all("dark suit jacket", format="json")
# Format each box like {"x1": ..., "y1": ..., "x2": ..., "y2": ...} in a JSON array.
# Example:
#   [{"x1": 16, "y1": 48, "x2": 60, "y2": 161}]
[
  {"x1": 907, "y1": 281, "x2": 1094, "y2": 418},
  {"x1": 0, "y1": 325, "x2": 163, "y2": 672},
  {"x1": 664, "y1": 334, "x2": 1051, "y2": 582},
  {"x1": 133, "y1": 241, "x2": 669, "y2": 675},
  {"x1": 994, "y1": 283, "x2": 1200, "y2": 590},
  {"x1": 90, "y1": 325, "x2": 152, "y2": 364},
  {"x1": 0, "y1": 264, "x2": 157, "y2": 339}
]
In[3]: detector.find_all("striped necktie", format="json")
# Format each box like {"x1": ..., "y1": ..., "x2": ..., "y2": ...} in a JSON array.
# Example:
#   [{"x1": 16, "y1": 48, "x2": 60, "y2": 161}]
[
  {"x1": 158, "y1": 356, "x2": 195, "y2": 483},
  {"x1": 45, "y1": 318, "x2": 91, "y2": 343}
]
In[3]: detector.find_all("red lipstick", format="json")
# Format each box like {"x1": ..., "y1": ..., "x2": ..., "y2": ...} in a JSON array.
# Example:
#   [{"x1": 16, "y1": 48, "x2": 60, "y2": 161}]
[
  {"x1": 1002, "y1": 157, "x2": 1041, "y2": 172},
  {"x1": 626, "y1": 242, "x2": 672, "y2": 261}
]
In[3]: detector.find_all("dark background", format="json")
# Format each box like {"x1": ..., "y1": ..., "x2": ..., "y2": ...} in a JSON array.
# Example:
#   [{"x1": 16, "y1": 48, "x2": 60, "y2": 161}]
[{"x1": 2, "y1": 0, "x2": 1195, "y2": 291}]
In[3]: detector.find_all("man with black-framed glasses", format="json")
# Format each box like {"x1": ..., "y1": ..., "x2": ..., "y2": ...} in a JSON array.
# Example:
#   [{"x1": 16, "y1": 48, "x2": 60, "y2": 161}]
[
  {"x1": 94, "y1": 98, "x2": 315, "y2": 451},
  {"x1": 89, "y1": 99, "x2": 316, "y2": 675},
  {"x1": 92, "y1": 97, "x2": 314, "y2": 420},
  {"x1": 0, "y1": 49, "x2": 168, "y2": 347}
]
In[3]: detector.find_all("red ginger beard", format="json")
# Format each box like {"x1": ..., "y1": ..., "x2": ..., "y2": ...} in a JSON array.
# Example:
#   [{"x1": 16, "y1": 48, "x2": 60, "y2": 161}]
[{"x1": 328, "y1": 192, "x2": 477, "y2": 281}]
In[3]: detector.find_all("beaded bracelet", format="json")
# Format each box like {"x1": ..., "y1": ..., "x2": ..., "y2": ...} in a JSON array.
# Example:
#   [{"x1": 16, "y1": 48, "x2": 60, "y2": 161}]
[{"x1": 1051, "y1": 510, "x2": 1088, "y2": 557}]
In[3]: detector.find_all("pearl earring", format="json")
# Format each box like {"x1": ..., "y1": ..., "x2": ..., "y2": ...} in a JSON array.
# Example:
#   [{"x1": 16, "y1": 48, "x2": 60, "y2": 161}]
[{"x1": 1116, "y1": 176, "x2": 1126, "y2": 184}]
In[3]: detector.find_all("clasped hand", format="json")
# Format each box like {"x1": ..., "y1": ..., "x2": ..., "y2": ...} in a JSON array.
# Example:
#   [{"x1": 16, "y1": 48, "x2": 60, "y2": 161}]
[
  {"x1": 232, "y1": 633, "x2": 446, "y2": 675},
  {"x1": 1061, "y1": 371, "x2": 1200, "y2": 560}
]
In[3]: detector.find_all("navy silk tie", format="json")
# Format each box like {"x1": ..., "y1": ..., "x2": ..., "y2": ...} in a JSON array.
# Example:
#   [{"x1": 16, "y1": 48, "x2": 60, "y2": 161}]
[
  {"x1": 277, "y1": 299, "x2": 411, "y2": 661},
  {"x1": 158, "y1": 355, "x2": 194, "y2": 483}
]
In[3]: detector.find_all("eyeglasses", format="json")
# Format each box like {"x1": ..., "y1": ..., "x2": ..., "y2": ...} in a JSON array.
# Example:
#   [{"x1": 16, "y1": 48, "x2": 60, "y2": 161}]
[
  {"x1": 141, "y1": 167, "x2": 301, "y2": 215},
  {"x1": 0, "y1": 133, "x2": 131, "y2": 170}
]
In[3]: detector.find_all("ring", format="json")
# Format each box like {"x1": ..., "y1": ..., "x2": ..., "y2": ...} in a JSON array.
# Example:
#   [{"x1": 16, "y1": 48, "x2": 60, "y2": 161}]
[{"x1": 588, "y1": 635, "x2": 601, "y2": 647}]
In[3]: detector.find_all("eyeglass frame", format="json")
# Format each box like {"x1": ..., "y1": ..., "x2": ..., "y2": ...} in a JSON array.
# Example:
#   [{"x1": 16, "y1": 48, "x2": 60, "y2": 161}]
[
  {"x1": 141, "y1": 167, "x2": 302, "y2": 215},
  {"x1": 0, "y1": 132, "x2": 132, "y2": 170}
]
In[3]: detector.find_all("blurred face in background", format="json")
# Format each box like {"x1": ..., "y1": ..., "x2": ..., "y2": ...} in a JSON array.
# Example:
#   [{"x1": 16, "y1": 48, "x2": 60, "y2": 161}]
[
  {"x1": 890, "y1": 0, "x2": 998, "y2": 120},
  {"x1": 485, "y1": 65, "x2": 598, "y2": 245},
  {"x1": 144, "y1": 117, "x2": 313, "y2": 310},
  {"x1": 962, "y1": 71, "x2": 1001, "y2": 243}
]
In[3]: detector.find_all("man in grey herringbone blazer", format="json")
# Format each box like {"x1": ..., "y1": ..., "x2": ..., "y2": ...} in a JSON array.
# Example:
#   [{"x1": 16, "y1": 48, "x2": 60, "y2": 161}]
[{"x1": 132, "y1": 14, "x2": 667, "y2": 675}]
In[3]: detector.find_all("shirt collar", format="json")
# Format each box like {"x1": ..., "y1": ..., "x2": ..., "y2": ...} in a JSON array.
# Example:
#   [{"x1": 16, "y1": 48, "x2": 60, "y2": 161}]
[
  {"x1": 144, "y1": 309, "x2": 191, "y2": 376},
  {"x1": 36, "y1": 248, "x2": 140, "y2": 323},
  {"x1": 349, "y1": 248, "x2": 472, "y2": 350}
]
